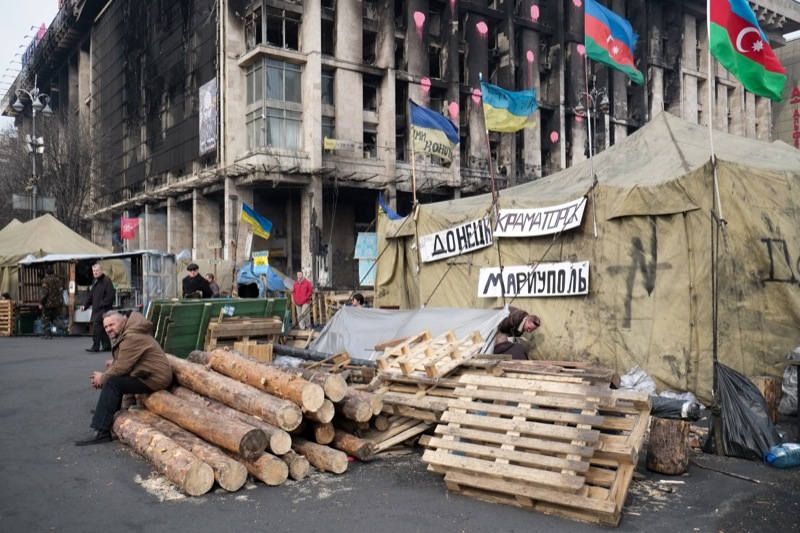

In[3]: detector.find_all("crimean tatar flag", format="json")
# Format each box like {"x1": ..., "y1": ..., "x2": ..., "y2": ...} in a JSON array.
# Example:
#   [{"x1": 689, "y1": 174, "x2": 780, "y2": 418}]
[
  {"x1": 120, "y1": 217, "x2": 139, "y2": 240},
  {"x1": 409, "y1": 100, "x2": 459, "y2": 163},
  {"x1": 479, "y1": 82, "x2": 538, "y2": 133},
  {"x1": 709, "y1": 0, "x2": 786, "y2": 101},
  {"x1": 584, "y1": 0, "x2": 644, "y2": 85},
  {"x1": 240, "y1": 203, "x2": 272, "y2": 240}
]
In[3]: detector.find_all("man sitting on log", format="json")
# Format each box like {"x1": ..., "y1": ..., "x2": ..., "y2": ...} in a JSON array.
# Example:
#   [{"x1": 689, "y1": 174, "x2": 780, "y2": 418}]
[
  {"x1": 75, "y1": 311, "x2": 173, "y2": 446},
  {"x1": 493, "y1": 306, "x2": 541, "y2": 360}
]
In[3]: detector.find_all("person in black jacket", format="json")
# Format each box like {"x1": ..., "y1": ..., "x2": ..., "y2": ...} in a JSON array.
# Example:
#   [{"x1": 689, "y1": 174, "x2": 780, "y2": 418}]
[
  {"x1": 493, "y1": 306, "x2": 541, "y2": 360},
  {"x1": 182, "y1": 263, "x2": 213, "y2": 298},
  {"x1": 79, "y1": 264, "x2": 116, "y2": 352}
]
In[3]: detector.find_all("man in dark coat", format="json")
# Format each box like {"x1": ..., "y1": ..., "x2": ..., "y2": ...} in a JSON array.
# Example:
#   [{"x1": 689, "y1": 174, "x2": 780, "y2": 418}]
[
  {"x1": 79, "y1": 264, "x2": 116, "y2": 352},
  {"x1": 493, "y1": 306, "x2": 541, "y2": 360},
  {"x1": 38, "y1": 266, "x2": 63, "y2": 339},
  {"x1": 75, "y1": 311, "x2": 173, "y2": 446},
  {"x1": 182, "y1": 263, "x2": 213, "y2": 298}
]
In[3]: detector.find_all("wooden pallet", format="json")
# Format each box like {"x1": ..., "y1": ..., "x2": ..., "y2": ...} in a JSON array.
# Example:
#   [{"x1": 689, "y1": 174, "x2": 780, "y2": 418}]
[
  {"x1": 360, "y1": 415, "x2": 433, "y2": 453},
  {"x1": 0, "y1": 301, "x2": 14, "y2": 336},
  {"x1": 233, "y1": 340, "x2": 273, "y2": 363},
  {"x1": 204, "y1": 316, "x2": 284, "y2": 350},
  {"x1": 421, "y1": 373, "x2": 650, "y2": 527},
  {"x1": 375, "y1": 330, "x2": 484, "y2": 378}
]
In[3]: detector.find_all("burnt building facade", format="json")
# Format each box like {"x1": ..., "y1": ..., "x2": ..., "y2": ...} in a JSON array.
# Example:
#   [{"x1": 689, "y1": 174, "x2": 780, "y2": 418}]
[{"x1": 4, "y1": 0, "x2": 800, "y2": 289}]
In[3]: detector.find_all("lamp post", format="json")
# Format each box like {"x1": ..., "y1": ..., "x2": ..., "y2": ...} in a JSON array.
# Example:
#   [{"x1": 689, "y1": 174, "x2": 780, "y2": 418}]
[
  {"x1": 575, "y1": 87, "x2": 609, "y2": 239},
  {"x1": 13, "y1": 74, "x2": 53, "y2": 219}
]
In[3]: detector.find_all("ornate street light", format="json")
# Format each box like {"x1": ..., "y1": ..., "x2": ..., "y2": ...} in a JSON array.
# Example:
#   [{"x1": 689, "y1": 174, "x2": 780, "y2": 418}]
[
  {"x1": 575, "y1": 86, "x2": 609, "y2": 239},
  {"x1": 13, "y1": 74, "x2": 53, "y2": 219}
]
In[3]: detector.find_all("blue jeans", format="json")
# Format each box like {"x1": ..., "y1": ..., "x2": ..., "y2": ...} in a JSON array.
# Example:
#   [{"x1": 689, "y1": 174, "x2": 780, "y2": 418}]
[{"x1": 90, "y1": 376, "x2": 153, "y2": 431}]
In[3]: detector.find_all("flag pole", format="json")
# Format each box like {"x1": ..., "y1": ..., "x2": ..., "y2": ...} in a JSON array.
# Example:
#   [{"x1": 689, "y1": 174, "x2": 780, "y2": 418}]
[
  {"x1": 583, "y1": 57, "x2": 599, "y2": 239},
  {"x1": 706, "y1": 0, "x2": 729, "y2": 253}
]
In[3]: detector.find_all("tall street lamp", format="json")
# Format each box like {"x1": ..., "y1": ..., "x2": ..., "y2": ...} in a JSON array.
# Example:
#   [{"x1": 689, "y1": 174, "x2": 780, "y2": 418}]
[
  {"x1": 575, "y1": 86, "x2": 609, "y2": 239},
  {"x1": 13, "y1": 74, "x2": 53, "y2": 219}
]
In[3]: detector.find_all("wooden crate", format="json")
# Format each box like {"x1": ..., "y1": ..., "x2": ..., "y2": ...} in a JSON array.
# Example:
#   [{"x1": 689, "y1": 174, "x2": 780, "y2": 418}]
[
  {"x1": 204, "y1": 316, "x2": 284, "y2": 350},
  {"x1": 233, "y1": 340, "x2": 273, "y2": 363},
  {"x1": 0, "y1": 300, "x2": 14, "y2": 336}
]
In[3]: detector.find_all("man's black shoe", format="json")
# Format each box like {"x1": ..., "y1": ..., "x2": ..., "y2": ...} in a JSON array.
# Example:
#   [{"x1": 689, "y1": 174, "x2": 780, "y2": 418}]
[
  {"x1": 85, "y1": 347, "x2": 100, "y2": 353},
  {"x1": 75, "y1": 430, "x2": 112, "y2": 446}
]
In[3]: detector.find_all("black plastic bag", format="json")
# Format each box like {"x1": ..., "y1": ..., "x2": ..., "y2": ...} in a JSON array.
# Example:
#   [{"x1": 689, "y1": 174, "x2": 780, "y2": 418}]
[
  {"x1": 651, "y1": 396, "x2": 701, "y2": 420},
  {"x1": 703, "y1": 363, "x2": 781, "y2": 460}
]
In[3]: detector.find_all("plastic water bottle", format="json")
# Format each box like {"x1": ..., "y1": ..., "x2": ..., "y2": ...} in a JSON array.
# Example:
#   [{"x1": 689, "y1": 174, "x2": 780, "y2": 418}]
[{"x1": 763, "y1": 442, "x2": 800, "y2": 468}]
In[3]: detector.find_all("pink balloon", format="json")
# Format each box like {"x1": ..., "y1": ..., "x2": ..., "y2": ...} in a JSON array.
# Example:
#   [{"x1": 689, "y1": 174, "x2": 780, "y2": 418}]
[
  {"x1": 420, "y1": 77, "x2": 431, "y2": 90},
  {"x1": 576, "y1": 115, "x2": 583, "y2": 123},
  {"x1": 413, "y1": 11, "x2": 425, "y2": 28},
  {"x1": 476, "y1": 22, "x2": 488, "y2": 36},
  {"x1": 449, "y1": 101, "x2": 459, "y2": 121},
  {"x1": 472, "y1": 88, "x2": 482, "y2": 105},
  {"x1": 530, "y1": 6, "x2": 540, "y2": 22},
  {"x1": 550, "y1": 131, "x2": 559, "y2": 144},
  {"x1": 572, "y1": 0, "x2": 582, "y2": 7},
  {"x1": 577, "y1": 44, "x2": 586, "y2": 57},
  {"x1": 526, "y1": 50, "x2": 534, "y2": 63}
]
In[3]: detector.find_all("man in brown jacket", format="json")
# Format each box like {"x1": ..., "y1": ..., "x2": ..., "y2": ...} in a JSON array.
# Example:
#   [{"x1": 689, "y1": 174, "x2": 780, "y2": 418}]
[
  {"x1": 75, "y1": 311, "x2": 173, "y2": 446},
  {"x1": 493, "y1": 306, "x2": 541, "y2": 360}
]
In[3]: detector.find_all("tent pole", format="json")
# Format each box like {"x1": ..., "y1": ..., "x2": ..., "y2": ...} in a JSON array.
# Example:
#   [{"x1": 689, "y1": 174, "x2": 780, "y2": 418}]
[{"x1": 710, "y1": 209, "x2": 724, "y2": 455}]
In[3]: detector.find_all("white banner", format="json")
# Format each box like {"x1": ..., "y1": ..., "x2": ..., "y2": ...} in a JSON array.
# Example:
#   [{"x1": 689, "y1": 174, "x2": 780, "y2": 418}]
[
  {"x1": 494, "y1": 197, "x2": 587, "y2": 237},
  {"x1": 419, "y1": 217, "x2": 493, "y2": 263},
  {"x1": 478, "y1": 261, "x2": 589, "y2": 298}
]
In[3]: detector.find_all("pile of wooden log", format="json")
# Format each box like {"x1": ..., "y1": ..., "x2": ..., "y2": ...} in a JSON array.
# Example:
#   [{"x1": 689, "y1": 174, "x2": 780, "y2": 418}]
[{"x1": 112, "y1": 347, "x2": 380, "y2": 496}]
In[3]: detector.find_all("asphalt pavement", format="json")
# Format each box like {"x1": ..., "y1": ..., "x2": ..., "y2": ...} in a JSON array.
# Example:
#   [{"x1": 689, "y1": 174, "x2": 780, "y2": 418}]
[{"x1": 1, "y1": 335, "x2": 798, "y2": 533}]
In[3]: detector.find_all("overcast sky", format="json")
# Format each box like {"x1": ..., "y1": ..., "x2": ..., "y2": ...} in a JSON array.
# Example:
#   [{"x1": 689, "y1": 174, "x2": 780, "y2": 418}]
[{"x1": 0, "y1": 0, "x2": 60, "y2": 129}]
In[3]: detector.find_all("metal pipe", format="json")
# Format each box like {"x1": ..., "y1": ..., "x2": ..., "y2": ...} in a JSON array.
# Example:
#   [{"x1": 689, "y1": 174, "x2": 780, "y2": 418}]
[{"x1": 271, "y1": 343, "x2": 375, "y2": 368}]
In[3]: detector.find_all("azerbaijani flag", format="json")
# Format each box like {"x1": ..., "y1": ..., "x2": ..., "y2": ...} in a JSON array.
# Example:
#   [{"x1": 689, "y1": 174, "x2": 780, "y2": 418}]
[
  {"x1": 409, "y1": 100, "x2": 459, "y2": 163},
  {"x1": 480, "y1": 82, "x2": 538, "y2": 133},
  {"x1": 709, "y1": 0, "x2": 786, "y2": 101},
  {"x1": 584, "y1": 0, "x2": 644, "y2": 85},
  {"x1": 240, "y1": 202, "x2": 272, "y2": 240}
]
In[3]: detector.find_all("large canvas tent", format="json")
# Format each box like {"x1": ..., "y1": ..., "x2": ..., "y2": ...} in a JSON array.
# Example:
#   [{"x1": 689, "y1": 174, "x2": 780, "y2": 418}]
[
  {"x1": 376, "y1": 112, "x2": 800, "y2": 403},
  {"x1": 0, "y1": 214, "x2": 110, "y2": 300}
]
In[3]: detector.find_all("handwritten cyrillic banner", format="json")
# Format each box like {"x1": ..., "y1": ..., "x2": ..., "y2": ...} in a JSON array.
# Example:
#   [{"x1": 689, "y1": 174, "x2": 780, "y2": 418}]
[
  {"x1": 478, "y1": 261, "x2": 589, "y2": 298},
  {"x1": 419, "y1": 217, "x2": 493, "y2": 263},
  {"x1": 494, "y1": 197, "x2": 586, "y2": 237}
]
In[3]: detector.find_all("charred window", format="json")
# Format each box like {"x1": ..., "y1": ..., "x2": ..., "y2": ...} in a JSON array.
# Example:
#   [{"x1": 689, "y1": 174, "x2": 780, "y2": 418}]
[
  {"x1": 363, "y1": 123, "x2": 378, "y2": 159},
  {"x1": 265, "y1": 7, "x2": 300, "y2": 51},
  {"x1": 363, "y1": 75, "x2": 380, "y2": 112},
  {"x1": 245, "y1": 7, "x2": 262, "y2": 52},
  {"x1": 321, "y1": 19, "x2": 335, "y2": 57},
  {"x1": 321, "y1": 69, "x2": 334, "y2": 106},
  {"x1": 246, "y1": 58, "x2": 303, "y2": 151}
]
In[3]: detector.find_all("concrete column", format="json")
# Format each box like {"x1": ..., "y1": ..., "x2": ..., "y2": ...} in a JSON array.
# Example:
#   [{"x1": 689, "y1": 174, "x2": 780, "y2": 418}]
[
  {"x1": 167, "y1": 198, "x2": 192, "y2": 258},
  {"x1": 335, "y1": 0, "x2": 363, "y2": 155},
  {"x1": 443, "y1": 1, "x2": 462, "y2": 187},
  {"x1": 380, "y1": 72, "x2": 397, "y2": 189},
  {"x1": 221, "y1": 0, "x2": 247, "y2": 166},
  {"x1": 193, "y1": 191, "x2": 220, "y2": 261},
  {"x1": 520, "y1": 21, "x2": 541, "y2": 180},
  {"x1": 465, "y1": 12, "x2": 489, "y2": 166},
  {"x1": 144, "y1": 205, "x2": 167, "y2": 251},
  {"x1": 303, "y1": 0, "x2": 322, "y2": 168},
  {"x1": 567, "y1": 1, "x2": 586, "y2": 166},
  {"x1": 301, "y1": 176, "x2": 323, "y2": 286},
  {"x1": 78, "y1": 48, "x2": 91, "y2": 116}
]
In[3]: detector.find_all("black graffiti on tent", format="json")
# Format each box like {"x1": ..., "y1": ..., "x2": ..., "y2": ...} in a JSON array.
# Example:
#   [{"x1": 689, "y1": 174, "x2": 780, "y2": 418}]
[
  {"x1": 760, "y1": 238, "x2": 798, "y2": 284},
  {"x1": 606, "y1": 217, "x2": 671, "y2": 329}
]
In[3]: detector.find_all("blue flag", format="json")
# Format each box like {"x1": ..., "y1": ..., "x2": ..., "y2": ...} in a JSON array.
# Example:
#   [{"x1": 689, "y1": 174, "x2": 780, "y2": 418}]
[{"x1": 378, "y1": 193, "x2": 402, "y2": 221}]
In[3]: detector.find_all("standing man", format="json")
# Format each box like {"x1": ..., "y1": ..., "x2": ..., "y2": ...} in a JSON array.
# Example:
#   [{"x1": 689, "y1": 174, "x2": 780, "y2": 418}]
[
  {"x1": 39, "y1": 266, "x2": 63, "y2": 339},
  {"x1": 292, "y1": 270, "x2": 313, "y2": 330},
  {"x1": 205, "y1": 273, "x2": 221, "y2": 297},
  {"x1": 182, "y1": 263, "x2": 213, "y2": 298},
  {"x1": 75, "y1": 311, "x2": 173, "y2": 446},
  {"x1": 80, "y1": 264, "x2": 115, "y2": 352}
]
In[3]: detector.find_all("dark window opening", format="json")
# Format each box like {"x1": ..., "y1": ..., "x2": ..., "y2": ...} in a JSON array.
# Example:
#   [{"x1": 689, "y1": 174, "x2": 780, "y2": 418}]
[
  {"x1": 322, "y1": 19, "x2": 335, "y2": 56},
  {"x1": 363, "y1": 75, "x2": 380, "y2": 112},
  {"x1": 363, "y1": 31, "x2": 377, "y2": 65},
  {"x1": 363, "y1": 124, "x2": 378, "y2": 158},
  {"x1": 395, "y1": 81, "x2": 408, "y2": 162},
  {"x1": 321, "y1": 69, "x2": 335, "y2": 106},
  {"x1": 265, "y1": 7, "x2": 300, "y2": 51},
  {"x1": 395, "y1": 38, "x2": 405, "y2": 71},
  {"x1": 429, "y1": 45, "x2": 441, "y2": 79},
  {"x1": 245, "y1": 7, "x2": 263, "y2": 52}
]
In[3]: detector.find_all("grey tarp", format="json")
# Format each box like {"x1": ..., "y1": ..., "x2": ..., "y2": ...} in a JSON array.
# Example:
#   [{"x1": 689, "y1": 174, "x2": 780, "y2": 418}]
[
  {"x1": 375, "y1": 112, "x2": 800, "y2": 403},
  {"x1": 309, "y1": 306, "x2": 508, "y2": 361}
]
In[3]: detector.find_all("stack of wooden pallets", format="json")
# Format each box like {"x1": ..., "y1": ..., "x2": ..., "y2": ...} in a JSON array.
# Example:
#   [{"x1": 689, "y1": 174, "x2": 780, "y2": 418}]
[
  {"x1": 0, "y1": 300, "x2": 14, "y2": 336},
  {"x1": 204, "y1": 316, "x2": 284, "y2": 351}
]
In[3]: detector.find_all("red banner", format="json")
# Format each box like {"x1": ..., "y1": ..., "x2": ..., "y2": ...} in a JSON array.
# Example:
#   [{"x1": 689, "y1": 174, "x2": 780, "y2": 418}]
[{"x1": 121, "y1": 217, "x2": 139, "y2": 240}]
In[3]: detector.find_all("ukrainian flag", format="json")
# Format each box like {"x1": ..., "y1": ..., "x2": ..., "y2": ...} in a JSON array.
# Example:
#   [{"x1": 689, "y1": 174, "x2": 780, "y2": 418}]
[
  {"x1": 480, "y1": 82, "x2": 538, "y2": 133},
  {"x1": 409, "y1": 100, "x2": 459, "y2": 163},
  {"x1": 240, "y1": 202, "x2": 272, "y2": 240}
]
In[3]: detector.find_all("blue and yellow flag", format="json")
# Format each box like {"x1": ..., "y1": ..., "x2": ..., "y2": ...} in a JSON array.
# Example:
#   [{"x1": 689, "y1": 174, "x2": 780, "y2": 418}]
[
  {"x1": 409, "y1": 100, "x2": 459, "y2": 163},
  {"x1": 240, "y1": 202, "x2": 272, "y2": 240},
  {"x1": 480, "y1": 82, "x2": 538, "y2": 133}
]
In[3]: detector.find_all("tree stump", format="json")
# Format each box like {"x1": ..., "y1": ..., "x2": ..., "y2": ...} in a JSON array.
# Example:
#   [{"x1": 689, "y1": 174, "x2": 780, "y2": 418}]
[
  {"x1": 750, "y1": 375, "x2": 779, "y2": 423},
  {"x1": 646, "y1": 417, "x2": 690, "y2": 475}
]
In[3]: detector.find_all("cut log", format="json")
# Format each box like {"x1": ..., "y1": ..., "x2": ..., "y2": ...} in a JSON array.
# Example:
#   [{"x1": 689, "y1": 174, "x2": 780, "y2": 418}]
[
  {"x1": 125, "y1": 408, "x2": 248, "y2": 492},
  {"x1": 113, "y1": 411, "x2": 215, "y2": 496},
  {"x1": 372, "y1": 414, "x2": 391, "y2": 432},
  {"x1": 333, "y1": 418, "x2": 370, "y2": 436},
  {"x1": 206, "y1": 348, "x2": 325, "y2": 411},
  {"x1": 141, "y1": 390, "x2": 266, "y2": 460},
  {"x1": 646, "y1": 417, "x2": 690, "y2": 475},
  {"x1": 281, "y1": 449, "x2": 311, "y2": 481},
  {"x1": 170, "y1": 385, "x2": 292, "y2": 455},
  {"x1": 168, "y1": 354, "x2": 302, "y2": 431},
  {"x1": 336, "y1": 395, "x2": 373, "y2": 423},
  {"x1": 229, "y1": 451, "x2": 289, "y2": 486},
  {"x1": 298, "y1": 368, "x2": 348, "y2": 402},
  {"x1": 344, "y1": 387, "x2": 383, "y2": 416},
  {"x1": 750, "y1": 375, "x2": 779, "y2": 423},
  {"x1": 332, "y1": 429, "x2": 375, "y2": 461},
  {"x1": 304, "y1": 399, "x2": 335, "y2": 423},
  {"x1": 291, "y1": 436, "x2": 348, "y2": 474},
  {"x1": 311, "y1": 421, "x2": 336, "y2": 445}
]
